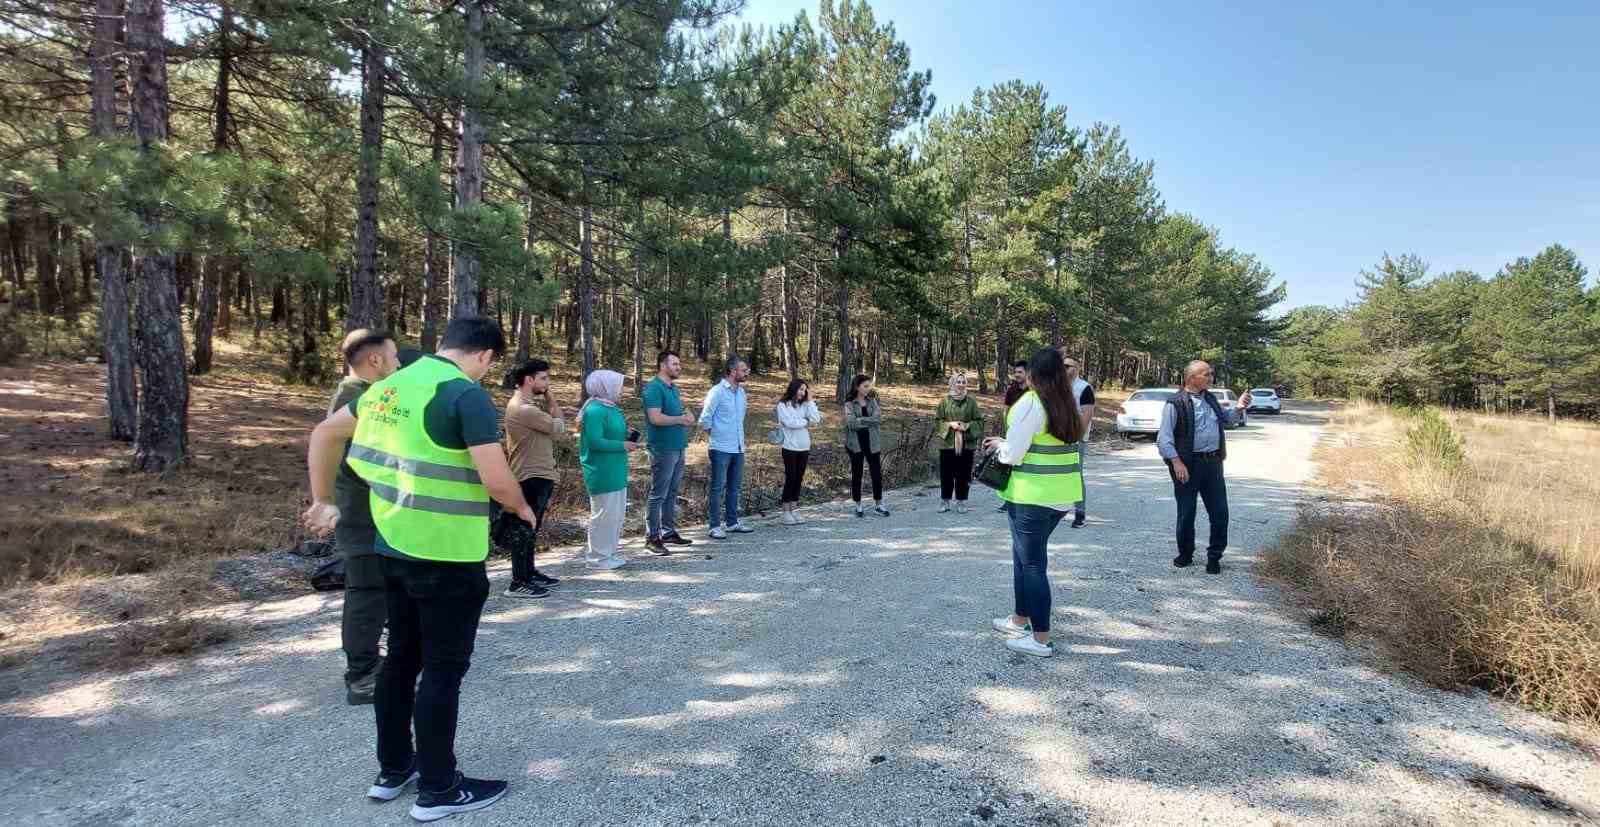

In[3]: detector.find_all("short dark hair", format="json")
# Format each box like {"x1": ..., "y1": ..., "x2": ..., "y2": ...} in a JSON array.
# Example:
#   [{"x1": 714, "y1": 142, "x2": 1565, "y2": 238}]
[
  {"x1": 439, "y1": 316, "x2": 506, "y2": 358},
  {"x1": 724, "y1": 354, "x2": 746, "y2": 375},
  {"x1": 657, "y1": 350, "x2": 679, "y2": 367},
  {"x1": 503, "y1": 358, "x2": 551, "y2": 390},
  {"x1": 341, "y1": 329, "x2": 394, "y2": 367},
  {"x1": 1012, "y1": 360, "x2": 1027, "y2": 370}
]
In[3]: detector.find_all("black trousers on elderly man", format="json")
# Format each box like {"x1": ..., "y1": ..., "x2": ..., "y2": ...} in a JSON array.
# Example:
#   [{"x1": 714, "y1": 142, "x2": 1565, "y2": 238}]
[{"x1": 1172, "y1": 452, "x2": 1228, "y2": 564}]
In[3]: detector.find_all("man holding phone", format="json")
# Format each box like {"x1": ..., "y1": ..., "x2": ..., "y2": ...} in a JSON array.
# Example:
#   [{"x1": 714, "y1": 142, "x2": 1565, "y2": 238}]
[{"x1": 643, "y1": 351, "x2": 697, "y2": 555}]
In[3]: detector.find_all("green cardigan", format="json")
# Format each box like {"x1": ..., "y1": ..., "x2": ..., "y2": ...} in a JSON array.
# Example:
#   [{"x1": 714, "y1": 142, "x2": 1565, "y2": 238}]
[
  {"x1": 843, "y1": 397, "x2": 882, "y2": 454},
  {"x1": 578, "y1": 403, "x2": 629, "y2": 495},
  {"x1": 934, "y1": 395, "x2": 984, "y2": 451}
]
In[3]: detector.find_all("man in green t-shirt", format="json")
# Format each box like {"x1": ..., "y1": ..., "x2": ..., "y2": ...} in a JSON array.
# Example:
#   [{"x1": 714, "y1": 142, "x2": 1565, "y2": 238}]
[{"x1": 642, "y1": 350, "x2": 697, "y2": 554}]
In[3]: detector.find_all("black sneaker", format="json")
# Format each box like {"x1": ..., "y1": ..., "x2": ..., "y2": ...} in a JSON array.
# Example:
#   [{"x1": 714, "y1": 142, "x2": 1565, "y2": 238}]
[
  {"x1": 644, "y1": 536, "x2": 672, "y2": 556},
  {"x1": 1071, "y1": 515, "x2": 1086, "y2": 528},
  {"x1": 367, "y1": 764, "x2": 419, "y2": 801},
  {"x1": 1172, "y1": 554, "x2": 1194, "y2": 568},
  {"x1": 1205, "y1": 559, "x2": 1222, "y2": 575},
  {"x1": 528, "y1": 569, "x2": 560, "y2": 587},
  {"x1": 662, "y1": 532, "x2": 694, "y2": 546},
  {"x1": 411, "y1": 773, "x2": 507, "y2": 822},
  {"x1": 503, "y1": 582, "x2": 549, "y2": 599}
]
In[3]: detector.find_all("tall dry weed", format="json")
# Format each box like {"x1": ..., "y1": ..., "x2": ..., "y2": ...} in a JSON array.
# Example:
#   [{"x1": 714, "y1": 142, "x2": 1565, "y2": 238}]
[{"x1": 1263, "y1": 402, "x2": 1600, "y2": 724}]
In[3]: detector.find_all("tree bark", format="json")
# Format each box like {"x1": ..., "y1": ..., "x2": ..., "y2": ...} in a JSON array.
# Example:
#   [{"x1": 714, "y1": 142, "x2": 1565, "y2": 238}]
[
  {"x1": 347, "y1": 16, "x2": 385, "y2": 332},
  {"x1": 190, "y1": 2, "x2": 232, "y2": 375},
  {"x1": 89, "y1": 0, "x2": 134, "y2": 444},
  {"x1": 577, "y1": 165, "x2": 597, "y2": 378},
  {"x1": 128, "y1": 0, "x2": 189, "y2": 471},
  {"x1": 419, "y1": 120, "x2": 446, "y2": 350},
  {"x1": 963, "y1": 204, "x2": 986, "y2": 393},
  {"x1": 778, "y1": 209, "x2": 799, "y2": 379},
  {"x1": 449, "y1": 1, "x2": 485, "y2": 320},
  {"x1": 832, "y1": 227, "x2": 853, "y2": 401}
]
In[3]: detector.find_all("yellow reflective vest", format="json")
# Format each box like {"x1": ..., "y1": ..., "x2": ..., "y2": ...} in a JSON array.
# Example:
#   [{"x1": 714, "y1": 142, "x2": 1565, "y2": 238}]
[{"x1": 999, "y1": 390, "x2": 1084, "y2": 506}]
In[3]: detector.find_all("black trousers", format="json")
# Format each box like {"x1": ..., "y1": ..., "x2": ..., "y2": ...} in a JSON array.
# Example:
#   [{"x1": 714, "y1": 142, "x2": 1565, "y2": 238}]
[
  {"x1": 375, "y1": 555, "x2": 490, "y2": 792},
  {"x1": 780, "y1": 449, "x2": 809, "y2": 504},
  {"x1": 939, "y1": 448, "x2": 975, "y2": 501},
  {"x1": 848, "y1": 450, "x2": 883, "y2": 502},
  {"x1": 1172, "y1": 454, "x2": 1229, "y2": 560},
  {"x1": 509, "y1": 477, "x2": 553, "y2": 585},
  {"x1": 342, "y1": 554, "x2": 387, "y2": 685}
]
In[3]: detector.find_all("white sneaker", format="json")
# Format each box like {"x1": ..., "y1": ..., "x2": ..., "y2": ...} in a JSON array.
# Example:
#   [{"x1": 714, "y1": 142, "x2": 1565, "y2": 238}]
[
  {"x1": 938, "y1": 500, "x2": 951, "y2": 513},
  {"x1": 782, "y1": 511, "x2": 799, "y2": 526},
  {"x1": 1005, "y1": 635, "x2": 1055, "y2": 657},
  {"x1": 991, "y1": 616, "x2": 1030, "y2": 636},
  {"x1": 729, "y1": 522, "x2": 755, "y2": 533},
  {"x1": 956, "y1": 502, "x2": 969, "y2": 514},
  {"x1": 586, "y1": 557, "x2": 625, "y2": 571},
  {"x1": 709, "y1": 526, "x2": 727, "y2": 540}
]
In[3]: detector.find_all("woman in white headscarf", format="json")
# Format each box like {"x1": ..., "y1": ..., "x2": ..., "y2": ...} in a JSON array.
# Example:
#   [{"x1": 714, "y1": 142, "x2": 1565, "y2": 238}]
[{"x1": 578, "y1": 370, "x2": 639, "y2": 570}]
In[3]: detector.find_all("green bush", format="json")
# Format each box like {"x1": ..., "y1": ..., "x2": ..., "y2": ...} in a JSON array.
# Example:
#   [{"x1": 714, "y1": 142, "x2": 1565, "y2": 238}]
[
  {"x1": 1406, "y1": 407, "x2": 1465, "y2": 471},
  {"x1": 0, "y1": 311, "x2": 27, "y2": 365}
]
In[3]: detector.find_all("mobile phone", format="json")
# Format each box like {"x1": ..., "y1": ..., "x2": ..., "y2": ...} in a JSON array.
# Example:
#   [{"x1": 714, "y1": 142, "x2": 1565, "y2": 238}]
[{"x1": 627, "y1": 429, "x2": 641, "y2": 442}]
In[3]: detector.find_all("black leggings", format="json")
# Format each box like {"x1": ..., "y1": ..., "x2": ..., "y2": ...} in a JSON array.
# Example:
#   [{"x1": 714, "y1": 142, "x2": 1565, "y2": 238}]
[
  {"x1": 939, "y1": 448, "x2": 975, "y2": 501},
  {"x1": 849, "y1": 450, "x2": 883, "y2": 503},
  {"x1": 781, "y1": 449, "x2": 809, "y2": 504}
]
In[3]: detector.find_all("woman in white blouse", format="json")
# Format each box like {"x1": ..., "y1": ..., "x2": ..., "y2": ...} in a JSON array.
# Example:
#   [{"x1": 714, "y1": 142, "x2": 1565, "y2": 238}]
[{"x1": 775, "y1": 378, "x2": 823, "y2": 525}]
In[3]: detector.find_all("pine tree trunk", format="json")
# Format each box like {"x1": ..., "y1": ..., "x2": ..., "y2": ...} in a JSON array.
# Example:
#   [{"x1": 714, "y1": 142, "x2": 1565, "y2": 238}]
[
  {"x1": 91, "y1": 0, "x2": 135, "y2": 441},
  {"x1": 191, "y1": 254, "x2": 221, "y2": 374},
  {"x1": 832, "y1": 227, "x2": 853, "y2": 402},
  {"x1": 963, "y1": 205, "x2": 986, "y2": 393},
  {"x1": 577, "y1": 166, "x2": 597, "y2": 378},
  {"x1": 35, "y1": 211, "x2": 60, "y2": 316},
  {"x1": 190, "y1": 5, "x2": 231, "y2": 376},
  {"x1": 779, "y1": 209, "x2": 799, "y2": 379},
  {"x1": 449, "y1": 2, "x2": 485, "y2": 320},
  {"x1": 348, "y1": 22, "x2": 385, "y2": 332},
  {"x1": 128, "y1": 0, "x2": 189, "y2": 472},
  {"x1": 419, "y1": 122, "x2": 446, "y2": 350}
]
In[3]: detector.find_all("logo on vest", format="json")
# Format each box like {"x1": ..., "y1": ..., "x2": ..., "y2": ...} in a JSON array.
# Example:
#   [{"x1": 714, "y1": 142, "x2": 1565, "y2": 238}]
[{"x1": 362, "y1": 386, "x2": 413, "y2": 426}]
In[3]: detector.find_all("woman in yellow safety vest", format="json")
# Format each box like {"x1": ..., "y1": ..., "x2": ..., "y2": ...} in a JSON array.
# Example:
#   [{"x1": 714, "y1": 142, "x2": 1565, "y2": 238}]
[{"x1": 981, "y1": 347, "x2": 1084, "y2": 657}]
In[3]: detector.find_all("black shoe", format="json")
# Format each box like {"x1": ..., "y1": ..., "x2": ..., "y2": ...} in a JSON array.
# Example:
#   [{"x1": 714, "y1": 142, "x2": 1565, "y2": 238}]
[
  {"x1": 1173, "y1": 554, "x2": 1194, "y2": 568},
  {"x1": 1071, "y1": 515, "x2": 1086, "y2": 528},
  {"x1": 528, "y1": 569, "x2": 560, "y2": 587},
  {"x1": 367, "y1": 764, "x2": 419, "y2": 801},
  {"x1": 644, "y1": 537, "x2": 673, "y2": 556},
  {"x1": 662, "y1": 532, "x2": 694, "y2": 546},
  {"x1": 411, "y1": 773, "x2": 507, "y2": 822},
  {"x1": 1205, "y1": 560, "x2": 1222, "y2": 575},
  {"x1": 503, "y1": 582, "x2": 549, "y2": 599}
]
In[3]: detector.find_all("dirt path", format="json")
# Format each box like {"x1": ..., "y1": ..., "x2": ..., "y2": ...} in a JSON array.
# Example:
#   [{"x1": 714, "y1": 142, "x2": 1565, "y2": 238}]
[{"x1": 2, "y1": 403, "x2": 1595, "y2": 825}]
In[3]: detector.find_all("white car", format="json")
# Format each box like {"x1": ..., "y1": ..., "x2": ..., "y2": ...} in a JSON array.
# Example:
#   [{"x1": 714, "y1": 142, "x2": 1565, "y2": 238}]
[
  {"x1": 1210, "y1": 389, "x2": 1247, "y2": 429},
  {"x1": 1247, "y1": 387, "x2": 1282, "y2": 415},
  {"x1": 1115, "y1": 388, "x2": 1177, "y2": 437}
]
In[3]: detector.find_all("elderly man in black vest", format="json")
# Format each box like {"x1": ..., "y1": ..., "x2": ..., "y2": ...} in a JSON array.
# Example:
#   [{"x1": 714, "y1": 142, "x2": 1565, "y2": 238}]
[{"x1": 1157, "y1": 360, "x2": 1229, "y2": 573}]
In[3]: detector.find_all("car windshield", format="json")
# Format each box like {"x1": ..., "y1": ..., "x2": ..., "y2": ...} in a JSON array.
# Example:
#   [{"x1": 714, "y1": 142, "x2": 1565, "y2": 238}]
[
  {"x1": 1251, "y1": 388, "x2": 1276, "y2": 396},
  {"x1": 1128, "y1": 390, "x2": 1174, "y2": 402},
  {"x1": 1209, "y1": 390, "x2": 1234, "y2": 401}
]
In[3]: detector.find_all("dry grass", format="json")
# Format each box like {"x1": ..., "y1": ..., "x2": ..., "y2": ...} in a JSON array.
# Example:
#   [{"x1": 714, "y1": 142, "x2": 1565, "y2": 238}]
[{"x1": 1263, "y1": 402, "x2": 1600, "y2": 724}]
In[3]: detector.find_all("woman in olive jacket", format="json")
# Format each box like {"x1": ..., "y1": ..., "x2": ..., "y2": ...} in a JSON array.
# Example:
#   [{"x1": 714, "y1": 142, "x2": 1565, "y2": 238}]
[
  {"x1": 843, "y1": 374, "x2": 889, "y2": 517},
  {"x1": 934, "y1": 372, "x2": 984, "y2": 513}
]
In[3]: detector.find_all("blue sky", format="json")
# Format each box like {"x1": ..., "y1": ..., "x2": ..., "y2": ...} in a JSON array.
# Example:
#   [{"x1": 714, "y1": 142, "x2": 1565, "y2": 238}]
[{"x1": 734, "y1": 0, "x2": 1600, "y2": 310}]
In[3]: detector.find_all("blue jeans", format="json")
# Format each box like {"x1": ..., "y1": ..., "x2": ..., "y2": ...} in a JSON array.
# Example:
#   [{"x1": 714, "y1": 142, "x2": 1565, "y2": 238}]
[
  {"x1": 1006, "y1": 502, "x2": 1066, "y2": 633},
  {"x1": 647, "y1": 448, "x2": 685, "y2": 539},
  {"x1": 707, "y1": 449, "x2": 744, "y2": 529}
]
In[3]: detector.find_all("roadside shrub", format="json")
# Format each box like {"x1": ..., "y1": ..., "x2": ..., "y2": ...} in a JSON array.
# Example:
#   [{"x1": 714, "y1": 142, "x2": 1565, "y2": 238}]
[
  {"x1": 0, "y1": 311, "x2": 27, "y2": 364},
  {"x1": 1406, "y1": 407, "x2": 1464, "y2": 471}
]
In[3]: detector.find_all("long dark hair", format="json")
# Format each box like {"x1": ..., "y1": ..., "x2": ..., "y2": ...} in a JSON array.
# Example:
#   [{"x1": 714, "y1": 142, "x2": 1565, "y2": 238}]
[
  {"x1": 780, "y1": 378, "x2": 809, "y2": 405},
  {"x1": 845, "y1": 373, "x2": 872, "y2": 403},
  {"x1": 1026, "y1": 347, "x2": 1082, "y2": 444}
]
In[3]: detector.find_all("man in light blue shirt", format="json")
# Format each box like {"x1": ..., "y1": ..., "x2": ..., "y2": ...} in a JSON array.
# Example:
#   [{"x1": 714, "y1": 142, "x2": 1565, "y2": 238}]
[
  {"x1": 699, "y1": 355, "x2": 751, "y2": 539},
  {"x1": 1156, "y1": 360, "x2": 1229, "y2": 574}
]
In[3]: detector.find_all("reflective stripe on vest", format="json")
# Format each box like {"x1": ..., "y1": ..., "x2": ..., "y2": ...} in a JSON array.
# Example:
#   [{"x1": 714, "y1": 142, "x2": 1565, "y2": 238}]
[
  {"x1": 1000, "y1": 390, "x2": 1085, "y2": 505},
  {"x1": 347, "y1": 356, "x2": 490, "y2": 562}
]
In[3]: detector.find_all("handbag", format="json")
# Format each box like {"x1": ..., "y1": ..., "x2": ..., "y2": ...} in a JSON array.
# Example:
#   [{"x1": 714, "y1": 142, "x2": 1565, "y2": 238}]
[
  {"x1": 765, "y1": 425, "x2": 784, "y2": 446},
  {"x1": 973, "y1": 448, "x2": 1012, "y2": 491}
]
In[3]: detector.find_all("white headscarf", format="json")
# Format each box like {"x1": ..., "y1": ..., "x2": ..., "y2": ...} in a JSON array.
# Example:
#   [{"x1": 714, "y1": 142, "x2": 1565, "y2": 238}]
[
  {"x1": 948, "y1": 372, "x2": 968, "y2": 401},
  {"x1": 579, "y1": 369, "x2": 624, "y2": 420}
]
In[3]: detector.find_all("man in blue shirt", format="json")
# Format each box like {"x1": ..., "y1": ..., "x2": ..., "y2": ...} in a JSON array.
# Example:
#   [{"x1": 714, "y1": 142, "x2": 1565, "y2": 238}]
[
  {"x1": 699, "y1": 355, "x2": 751, "y2": 539},
  {"x1": 1157, "y1": 360, "x2": 1230, "y2": 574},
  {"x1": 642, "y1": 350, "x2": 697, "y2": 554}
]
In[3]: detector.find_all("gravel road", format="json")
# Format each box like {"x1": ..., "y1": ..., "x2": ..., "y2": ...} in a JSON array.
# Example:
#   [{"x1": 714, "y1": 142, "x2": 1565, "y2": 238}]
[{"x1": 3, "y1": 403, "x2": 1596, "y2": 826}]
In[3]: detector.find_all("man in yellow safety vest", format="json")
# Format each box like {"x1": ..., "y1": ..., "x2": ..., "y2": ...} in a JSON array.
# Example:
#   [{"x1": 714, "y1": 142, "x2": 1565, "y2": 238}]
[{"x1": 305, "y1": 316, "x2": 533, "y2": 822}]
